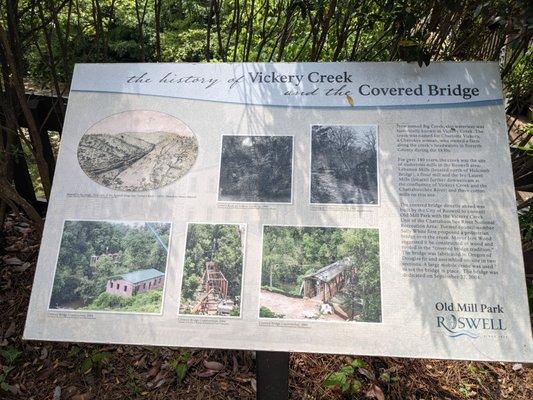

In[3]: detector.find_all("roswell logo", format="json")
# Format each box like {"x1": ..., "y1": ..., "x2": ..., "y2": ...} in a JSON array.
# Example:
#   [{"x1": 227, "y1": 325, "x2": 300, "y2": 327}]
[{"x1": 435, "y1": 302, "x2": 506, "y2": 339}]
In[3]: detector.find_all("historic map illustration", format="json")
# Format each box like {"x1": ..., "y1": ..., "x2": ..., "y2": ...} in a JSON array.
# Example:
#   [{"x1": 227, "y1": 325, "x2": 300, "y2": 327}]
[{"x1": 78, "y1": 110, "x2": 198, "y2": 191}]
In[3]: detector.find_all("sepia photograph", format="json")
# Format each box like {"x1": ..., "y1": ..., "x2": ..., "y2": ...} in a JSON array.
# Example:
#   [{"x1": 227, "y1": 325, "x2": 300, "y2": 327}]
[
  {"x1": 259, "y1": 225, "x2": 381, "y2": 322},
  {"x1": 78, "y1": 110, "x2": 198, "y2": 191},
  {"x1": 49, "y1": 220, "x2": 171, "y2": 313},
  {"x1": 311, "y1": 125, "x2": 378, "y2": 204},
  {"x1": 179, "y1": 223, "x2": 246, "y2": 317},
  {"x1": 218, "y1": 135, "x2": 293, "y2": 203}
]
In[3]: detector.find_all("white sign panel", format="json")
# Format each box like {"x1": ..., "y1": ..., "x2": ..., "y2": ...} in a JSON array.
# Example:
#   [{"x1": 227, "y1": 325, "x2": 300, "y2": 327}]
[{"x1": 24, "y1": 62, "x2": 532, "y2": 362}]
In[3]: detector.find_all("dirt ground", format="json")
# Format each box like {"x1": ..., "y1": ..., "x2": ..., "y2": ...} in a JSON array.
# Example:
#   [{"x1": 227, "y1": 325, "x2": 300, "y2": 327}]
[
  {"x1": 1, "y1": 214, "x2": 532, "y2": 399},
  {"x1": 260, "y1": 289, "x2": 344, "y2": 321}
]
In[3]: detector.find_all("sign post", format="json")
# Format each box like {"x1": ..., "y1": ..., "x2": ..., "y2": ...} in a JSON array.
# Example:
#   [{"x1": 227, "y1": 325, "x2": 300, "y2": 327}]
[
  {"x1": 256, "y1": 351, "x2": 290, "y2": 400},
  {"x1": 24, "y1": 62, "x2": 532, "y2": 365}
]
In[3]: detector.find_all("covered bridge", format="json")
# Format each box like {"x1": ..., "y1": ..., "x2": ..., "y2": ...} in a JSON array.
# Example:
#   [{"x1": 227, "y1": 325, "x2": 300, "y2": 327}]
[{"x1": 301, "y1": 259, "x2": 354, "y2": 301}]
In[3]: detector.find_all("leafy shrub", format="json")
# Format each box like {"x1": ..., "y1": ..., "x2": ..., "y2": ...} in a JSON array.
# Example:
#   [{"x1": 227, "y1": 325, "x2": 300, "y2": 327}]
[
  {"x1": 80, "y1": 350, "x2": 112, "y2": 373},
  {"x1": 504, "y1": 49, "x2": 533, "y2": 115},
  {"x1": 323, "y1": 359, "x2": 367, "y2": 395},
  {"x1": 360, "y1": 292, "x2": 382, "y2": 323},
  {"x1": 182, "y1": 275, "x2": 202, "y2": 301},
  {"x1": 85, "y1": 292, "x2": 134, "y2": 310},
  {"x1": 84, "y1": 289, "x2": 163, "y2": 313},
  {"x1": 171, "y1": 353, "x2": 191, "y2": 385},
  {"x1": 259, "y1": 306, "x2": 285, "y2": 318},
  {"x1": 0, "y1": 347, "x2": 21, "y2": 365}
]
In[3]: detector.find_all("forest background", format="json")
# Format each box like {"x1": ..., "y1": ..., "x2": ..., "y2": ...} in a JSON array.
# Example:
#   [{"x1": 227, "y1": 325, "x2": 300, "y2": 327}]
[
  {"x1": 0, "y1": 0, "x2": 531, "y2": 244},
  {"x1": 180, "y1": 223, "x2": 244, "y2": 315},
  {"x1": 0, "y1": 1, "x2": 532, "y2": 399},
  {"x1": 50, "y1": 221, "x2": 170, "y2": 313}
]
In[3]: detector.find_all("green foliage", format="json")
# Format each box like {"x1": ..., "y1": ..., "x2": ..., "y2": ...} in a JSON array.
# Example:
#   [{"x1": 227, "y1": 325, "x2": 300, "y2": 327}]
[
  {"x1": 0, "y1": 347, "x2": 22, "y2": 365},
  {"x1": 126, "y1": 366, "x2": 142, "y2": 396},
  {"x1": 182, "y1": 275, "x2": 202, "y2": 301},
  {"x1": 80, "y1": 350, "x2": 112, "y2": 373},
  {"x1": 358, "y1": 292, "x2": 381, "y2": 323},
  {"x1": 259, "y1": 306, "x2": 285, "y2": 319},
  {"x1": 261, "y1": 226, "x2": 341, "y2": 289},
  {"x1": 351, "y1": 359, "x2": 367, "y2": 369},
  {"x1": 161, "y1": 29, "x2": 207, "y2": 62},
  {"x1": 0, "y1": 367, "x2": 15, "y2": 392},
  {"x1": 340, "y1": 229, "x2": 381, "y2": 322},
  {"x1": 518, "y1": 202, "x2": 533, "y2": 243},
  {"x1": 84, "y1": 289, "x2": 163, "y2": 313},
  {"x1": 379, "y1": 372, "x2": 391, "y2": 383},
  {"x1": 171, "y1": 353, "x2": 191, "y2": 385},
  {"x1": 379, "y1": 371, "x2": 400, "y2": 384},
  {"x1": 504, "y1": 48, "x2": 533, "y2": 115},
  {"x1": 50, "y1": 221, "x2": 169, "y2": 310},
  {"x1": 84, "y1": 292, "x2": 131, "y2": 310},
  {"x1": 458, "y1": 382, "x2": 476, "y2": 398},
  {"x1": 181, "y1": 224, "x2": 244, "y2": 302},
  {"x1": 323, "y1": 359, "x2": 368, "y2": 395},
  {"x1": 68, "y1": 346, "x2": 81, "y2": 358},
  {"x1": 466, "y1": 363, "x2": 489, "y2": 387},
  {"x1": 13, "y1": 0, "x2": 530, "y2": 90}
]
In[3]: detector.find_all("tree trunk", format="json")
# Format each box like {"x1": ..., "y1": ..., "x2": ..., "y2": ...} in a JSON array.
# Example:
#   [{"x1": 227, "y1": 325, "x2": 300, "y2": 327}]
[{"x1": 0, "y1": 22, "x2": 53, "y2": 199}]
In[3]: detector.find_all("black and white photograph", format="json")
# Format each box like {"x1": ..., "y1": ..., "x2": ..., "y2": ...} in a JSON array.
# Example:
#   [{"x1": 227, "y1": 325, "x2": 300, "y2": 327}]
[
  {"x1": 311, "y1": 125, "x2": 378, "y2": 204},
  {"x1": 218, "y1": 135, "x2": 293, "y2": 203}
]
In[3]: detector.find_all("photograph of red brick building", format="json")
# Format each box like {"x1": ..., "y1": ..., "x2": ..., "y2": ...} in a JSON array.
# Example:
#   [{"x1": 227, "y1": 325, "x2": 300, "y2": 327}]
[{"x1": 106, "y1": 269, "x2": 165, "y2": 298}]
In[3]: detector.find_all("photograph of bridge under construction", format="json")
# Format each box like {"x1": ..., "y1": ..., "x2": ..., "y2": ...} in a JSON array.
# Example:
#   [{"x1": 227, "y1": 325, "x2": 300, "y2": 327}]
[
  {"x1": 178, "y1": 223, "x2": 246, "y2": 317},
  {"x1": 259, "y1": 225, "x2": 381, "y2": 322}
]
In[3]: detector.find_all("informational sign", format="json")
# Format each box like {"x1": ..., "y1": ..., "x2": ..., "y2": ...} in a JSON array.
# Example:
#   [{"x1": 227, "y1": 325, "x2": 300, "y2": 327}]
[{"x1": 24, "y1": 62, "x2": 532, "y2": 362}]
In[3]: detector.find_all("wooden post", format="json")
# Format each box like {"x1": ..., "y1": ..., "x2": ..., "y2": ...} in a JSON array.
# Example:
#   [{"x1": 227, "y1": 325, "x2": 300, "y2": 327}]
[{"x1": 256, "y1": 351, "x2": 289, "y2": 400}]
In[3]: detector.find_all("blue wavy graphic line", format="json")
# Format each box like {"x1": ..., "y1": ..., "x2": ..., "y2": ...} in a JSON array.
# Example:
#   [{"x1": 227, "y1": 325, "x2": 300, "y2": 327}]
[
  {"x1": 439, "y1": 323, "x2": 479, "y2": 339},
  {"x1": 447, "y1": 331, "x2": 479, "y2": 339},
  {"x1": 69, "y1": 89, "x2": 503, "y2": 110}
]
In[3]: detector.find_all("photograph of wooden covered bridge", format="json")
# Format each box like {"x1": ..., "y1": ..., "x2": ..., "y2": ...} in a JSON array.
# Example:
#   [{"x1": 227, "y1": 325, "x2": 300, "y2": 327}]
[
  {"x1": 179, "y1": 223, "x2": 245, "y2": 317},
  {"x1": 260, "y1": 225, "x2": 381, "y2": 322},
  {"x1": 301, "y1": 259, "x2": 353, "y2": 302}
]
